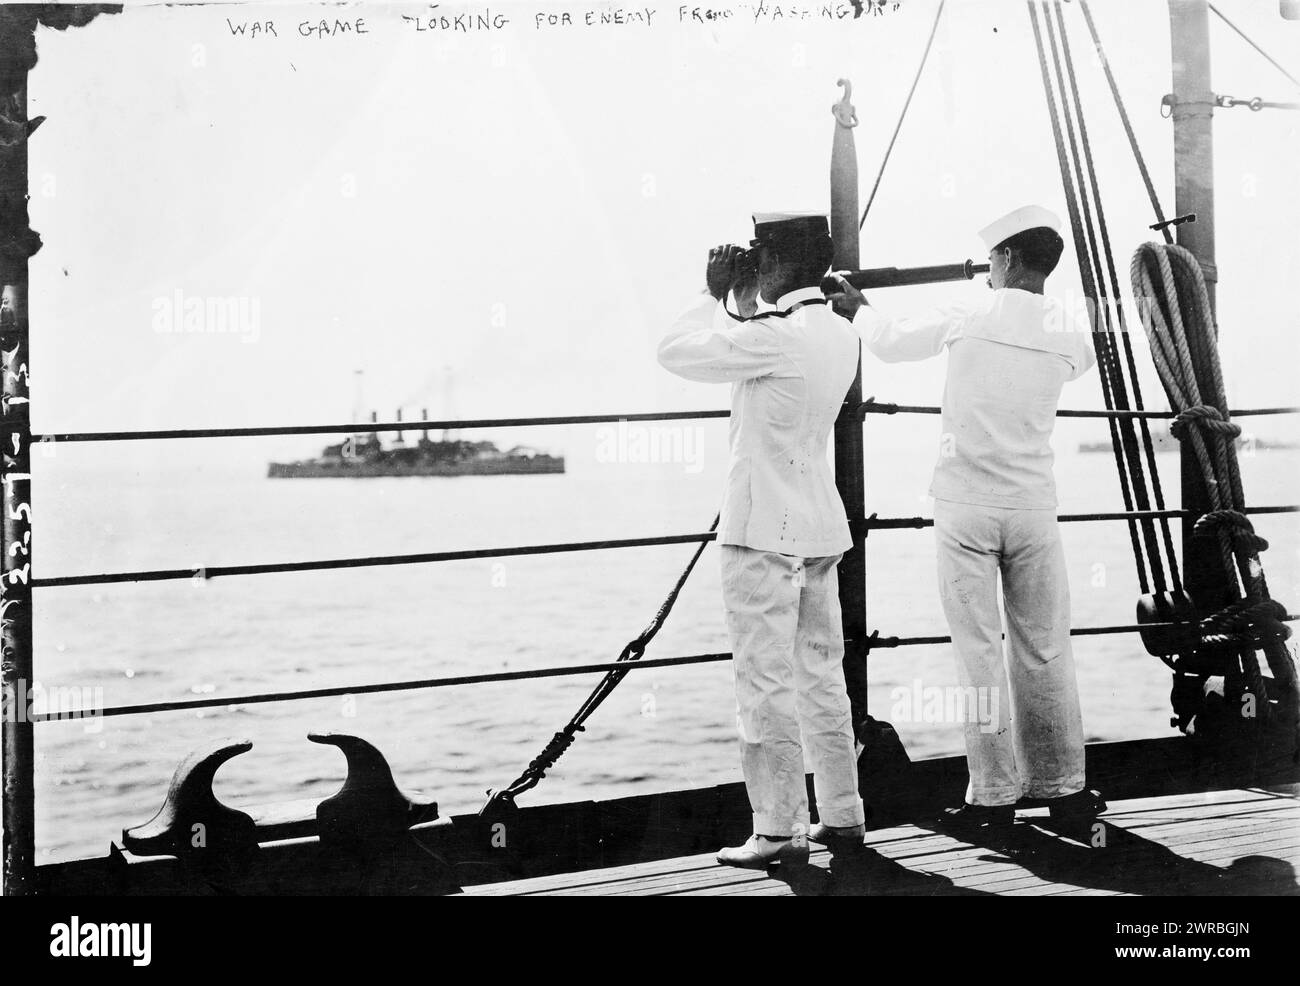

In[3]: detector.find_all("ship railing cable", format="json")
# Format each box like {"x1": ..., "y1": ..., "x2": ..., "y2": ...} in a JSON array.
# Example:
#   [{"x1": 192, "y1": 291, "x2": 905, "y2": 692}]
[
  {"x1": 34, "y1": 409, "x2": 731, "y2": 444},
  {"x1": 33, "y1": 531, "x2": 724, "y2": 588},
  {"x1": 30, "y1": 616, "x2": 1298, "y2": 724},
  {"x1": 857, "y1": 399, "x2": 1298, "y2": 419},
  {"x1": 34, "y1": 400, "x2": 1299, "y2": 446},
  {"x1": 34, "y1": 505, "x2": 1296, "y2": 588},
  {"x1": 859, "y1": 505, "x2": 1297, "y2": 532},
  {"x1": 1131, "y1": 241, "x2": 1299, "y2": 702}
]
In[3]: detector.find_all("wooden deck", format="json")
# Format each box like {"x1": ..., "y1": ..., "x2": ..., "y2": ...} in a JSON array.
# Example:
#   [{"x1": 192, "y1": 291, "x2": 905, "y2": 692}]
[{"x1": 460, "y1": 786, "x2": 1300, "y2": 896}]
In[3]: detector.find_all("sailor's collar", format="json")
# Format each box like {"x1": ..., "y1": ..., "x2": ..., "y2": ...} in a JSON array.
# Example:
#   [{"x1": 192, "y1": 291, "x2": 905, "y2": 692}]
[{"x1": 775, "y1": 286, "x2": 825, "y2": 310}]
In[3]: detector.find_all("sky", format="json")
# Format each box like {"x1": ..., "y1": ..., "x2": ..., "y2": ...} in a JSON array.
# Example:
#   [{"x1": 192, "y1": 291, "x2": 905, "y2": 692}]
[{"x1": 23, "y1": 0, "x2": 1300, "y2": 469}]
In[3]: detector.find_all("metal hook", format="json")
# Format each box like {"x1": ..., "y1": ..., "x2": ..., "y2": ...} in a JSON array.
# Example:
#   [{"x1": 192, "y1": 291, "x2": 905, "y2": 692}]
[{"x1": 833, "y1": 78, "x2": 859, "y2": 128}]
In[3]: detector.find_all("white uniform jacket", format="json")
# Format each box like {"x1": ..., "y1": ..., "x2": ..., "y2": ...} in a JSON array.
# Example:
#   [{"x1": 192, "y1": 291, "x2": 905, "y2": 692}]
[
  {"x1": 855, "y1": 288, "x2": 1096, "y2": 509},
  {"x1": 658, "y1": 286, "x2": 860, "y2": 557}
]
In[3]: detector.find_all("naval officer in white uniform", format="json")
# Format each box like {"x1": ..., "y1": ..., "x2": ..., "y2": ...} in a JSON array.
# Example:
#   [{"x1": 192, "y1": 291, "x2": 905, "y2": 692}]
[
  {"x1": 658, "y1": 213, "x2": 866, "y2": 868},
  {"x1": 830, "y1": 205, "x2": 1105, "y2": 831}
]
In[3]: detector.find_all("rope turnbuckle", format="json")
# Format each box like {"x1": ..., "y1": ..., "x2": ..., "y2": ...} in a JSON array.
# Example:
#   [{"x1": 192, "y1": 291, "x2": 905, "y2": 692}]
[
  {"x1": 480, "y1": 727, "x2": 585, "y2": 817},
  {"x1": 522, "y1": 728, "x2": 582, "y2": 784}
]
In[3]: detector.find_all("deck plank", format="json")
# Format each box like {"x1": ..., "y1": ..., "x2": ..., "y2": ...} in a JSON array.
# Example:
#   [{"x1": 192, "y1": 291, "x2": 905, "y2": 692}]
[{"x1": 458, "y1": 788, "x2": 1300, "y2": 896}]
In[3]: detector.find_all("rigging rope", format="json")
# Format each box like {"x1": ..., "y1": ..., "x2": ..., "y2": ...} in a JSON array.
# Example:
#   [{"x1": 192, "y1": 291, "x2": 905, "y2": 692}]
[
  {"x1": 1208, "y1": 1, "x2": 1300, "y2": 91},
  {"x1": 1047, "y1": 1, "x2": 1182, "y2": 593},
  {"x1": 1131, "y1": 242, "x2": 1298, "y2": 719},
  {"x1": 859, "y1": 0, "x2": 946, "y2": 230},
  {"x1": 481, "y1": 512, "x2": 720, "y2": 815},
  {"x1": 1077, "y1": 0, "x2": 1174, "y2": 244},
  {"x1": 1028, "y1": 0, "x2": 1170, "y2": 596}
]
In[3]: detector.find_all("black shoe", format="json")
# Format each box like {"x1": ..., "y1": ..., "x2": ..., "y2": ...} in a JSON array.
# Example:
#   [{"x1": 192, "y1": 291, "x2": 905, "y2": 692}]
[
  {"x1": 1046, "y1": 788, "x2": 1107, "y2": 823},
  {"x1": 808, "y1": 822, "x2": 867, "y2": 858},
  {"x1": 936, "y1": 802, "x2": 1015, "y2": 834}
]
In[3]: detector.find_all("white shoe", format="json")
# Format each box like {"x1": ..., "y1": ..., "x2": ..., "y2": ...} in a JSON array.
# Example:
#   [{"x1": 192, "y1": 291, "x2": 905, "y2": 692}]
[{"x1": 716, "y1": 834, "x2": 810, "y2": 870}]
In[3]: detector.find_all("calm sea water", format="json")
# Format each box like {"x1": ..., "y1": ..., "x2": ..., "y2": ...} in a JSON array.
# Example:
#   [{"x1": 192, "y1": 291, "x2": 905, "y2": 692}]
[{"x1": 28, "y1": 427, "x2": 1300, "y2": 863}]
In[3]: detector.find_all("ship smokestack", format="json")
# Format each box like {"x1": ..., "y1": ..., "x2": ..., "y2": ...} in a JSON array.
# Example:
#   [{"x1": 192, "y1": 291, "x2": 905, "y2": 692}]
[
  {"x1": 393, "y1": 408, "x2": 405, "y2": 446},
  {"x1": 421, "y1": 408, "x2": 429, "y2": 444}
]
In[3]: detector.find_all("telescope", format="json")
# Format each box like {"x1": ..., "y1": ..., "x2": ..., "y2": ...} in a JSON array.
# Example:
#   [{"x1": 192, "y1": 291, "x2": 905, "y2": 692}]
[{"x1": 821, "y1": 259, "x2": 991, "y2": 295}]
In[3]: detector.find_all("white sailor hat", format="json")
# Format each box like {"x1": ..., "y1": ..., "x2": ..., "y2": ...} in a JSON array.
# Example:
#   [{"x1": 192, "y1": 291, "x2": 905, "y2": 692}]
[
  {"x1": 978, "y1": 205, "x2": 1062, "y2": 252},
  {"x1": 751, "y1": 211, "x2": 831, "y2": 247}
]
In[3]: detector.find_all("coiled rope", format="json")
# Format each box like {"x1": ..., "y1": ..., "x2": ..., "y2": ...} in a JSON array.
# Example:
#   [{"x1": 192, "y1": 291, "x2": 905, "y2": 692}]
[{"x1": 1131, "y1": 241, "x2": 1298, "y2": 712}]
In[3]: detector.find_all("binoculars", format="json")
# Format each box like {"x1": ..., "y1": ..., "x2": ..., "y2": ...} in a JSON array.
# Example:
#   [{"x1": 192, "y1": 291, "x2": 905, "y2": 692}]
[{"x1": 733, "y1": 247, "x2": 761, "y2": 279}]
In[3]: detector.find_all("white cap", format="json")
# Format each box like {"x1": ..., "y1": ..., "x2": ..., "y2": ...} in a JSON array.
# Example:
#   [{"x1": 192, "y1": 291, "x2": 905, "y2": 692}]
[
  {"x1": 752, "y1": 210, "x2": 827, "y2": 224},
  {"x1": 977, "y1": 205, "x2": 1062, "y2": 252}
]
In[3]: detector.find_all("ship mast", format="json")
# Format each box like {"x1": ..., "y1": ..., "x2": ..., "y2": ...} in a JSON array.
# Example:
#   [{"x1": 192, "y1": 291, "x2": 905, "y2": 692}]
[
  {"x1": 1167, "y1": 0, "x2": 1230, "y2": 610},
  {"x1": 351, "y1": 369, "x2": 364, "y2": 425},
  {"x1": 829, "y1": 80, "x2": 870, "y2": 738},
  {"x1": 392, "y1": 408, "x2": 405, "y2": 446},
  {"x1": 351, "y1": 369, "x2": 366, "y2": 452},
  {"x1": 1168, "y1": 0, "x2": 1217, "y2": 313},
  {"x1": 441, "y1": 365, "x2": 459, "y2": 443}
]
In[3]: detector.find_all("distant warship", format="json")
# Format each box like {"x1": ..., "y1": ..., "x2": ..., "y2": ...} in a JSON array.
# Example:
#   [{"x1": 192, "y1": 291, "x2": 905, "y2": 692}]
[
  {"x1": 268, "y1": 371, "x2": 564, "y2": 477},
  {"x1": 267, "y1": 412, "x2": 566, "y2": 478}
]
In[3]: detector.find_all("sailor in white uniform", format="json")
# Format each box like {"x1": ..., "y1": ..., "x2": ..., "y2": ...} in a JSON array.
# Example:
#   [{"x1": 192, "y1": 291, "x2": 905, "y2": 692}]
[
  {"x1": 830, "y1": 205, "x2": 1106, "y2": 831},
  {"x1": 658, "y1": 213, "x2": 866, "y2": 868}
]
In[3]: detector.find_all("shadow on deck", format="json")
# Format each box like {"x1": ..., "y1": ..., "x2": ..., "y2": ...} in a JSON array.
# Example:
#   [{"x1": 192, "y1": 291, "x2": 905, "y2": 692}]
[{"x1": 460, "y1": 786, "x2": 1300, "y2": 896}]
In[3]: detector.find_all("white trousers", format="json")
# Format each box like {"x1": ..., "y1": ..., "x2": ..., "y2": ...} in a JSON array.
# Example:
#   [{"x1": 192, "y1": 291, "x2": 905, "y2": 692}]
[
  {"x1": 934, "y1": 499, "x2": 1087, "y2": 806},
  {"x1": 720, "y1": 545, "x2": 865, "y2": 836}
]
